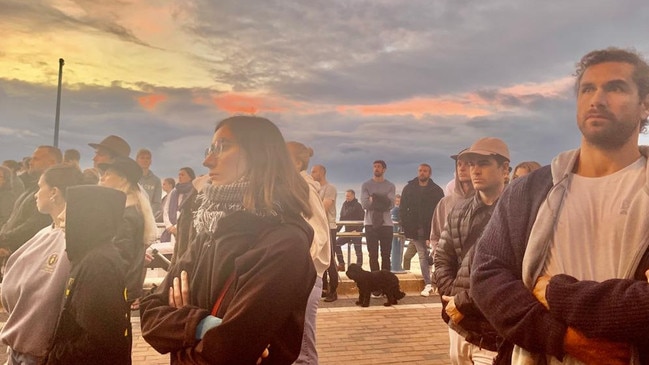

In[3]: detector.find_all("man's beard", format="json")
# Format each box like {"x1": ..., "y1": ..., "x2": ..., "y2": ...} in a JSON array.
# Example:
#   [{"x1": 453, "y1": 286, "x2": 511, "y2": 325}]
[{"x1": 579, "y1": 117, "x2": 639, "y2": 150}]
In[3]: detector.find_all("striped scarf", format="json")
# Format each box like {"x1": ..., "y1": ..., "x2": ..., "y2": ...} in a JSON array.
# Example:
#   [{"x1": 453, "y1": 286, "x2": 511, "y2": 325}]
[{"x1": 193, "y1": 179, "x2": 248, "y2": 234}]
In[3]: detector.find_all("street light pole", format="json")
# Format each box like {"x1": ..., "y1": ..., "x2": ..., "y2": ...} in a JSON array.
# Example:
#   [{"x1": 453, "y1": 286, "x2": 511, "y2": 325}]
[{"x1": 54, "y1": 58, "x2": 65, "y2": 148}]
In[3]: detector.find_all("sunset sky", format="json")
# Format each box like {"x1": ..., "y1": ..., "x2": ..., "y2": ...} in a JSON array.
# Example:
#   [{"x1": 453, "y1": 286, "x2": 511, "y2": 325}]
[{"x1": 2, "y1": 0, "x2": 649, "y2": 191}]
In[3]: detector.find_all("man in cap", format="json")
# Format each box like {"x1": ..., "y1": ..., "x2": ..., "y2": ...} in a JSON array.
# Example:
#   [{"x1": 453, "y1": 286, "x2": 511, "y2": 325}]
[
  {"x1": 472, "y1": 48, "x2": 649, "y2": 364},
  {"x1": 434, "y1": 137, "x2": 510, "y2": 365},
  {"x1": 89, "y1": 135, "x2": 131, "y2": 168}
]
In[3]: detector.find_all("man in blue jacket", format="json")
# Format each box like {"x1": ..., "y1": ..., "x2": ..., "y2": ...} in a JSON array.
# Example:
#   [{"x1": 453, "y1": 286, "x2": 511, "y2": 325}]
[{"x1": 472, "y1": 47, "x2": 649, "y2": 364}]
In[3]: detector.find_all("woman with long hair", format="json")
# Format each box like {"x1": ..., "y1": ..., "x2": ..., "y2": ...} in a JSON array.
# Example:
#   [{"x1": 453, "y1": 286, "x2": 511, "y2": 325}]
[
  {"x1": 0, "y1": 164, "x2": 83, "y2": 364},
  {"x1": 140, "y1": 116, "x2": 316, "y2": 364},
  {"x1": 98, "y1": 156, "x2": 157, "y2": 306}
]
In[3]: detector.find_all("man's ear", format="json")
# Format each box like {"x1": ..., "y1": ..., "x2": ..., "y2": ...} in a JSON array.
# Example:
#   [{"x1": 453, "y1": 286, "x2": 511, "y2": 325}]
[{"x1": 641, "y1": 94, "x2": 649, "y2": 120}]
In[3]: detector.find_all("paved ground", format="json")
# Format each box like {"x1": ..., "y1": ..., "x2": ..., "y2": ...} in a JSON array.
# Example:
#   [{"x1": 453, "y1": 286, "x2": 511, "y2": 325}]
[
  {"x1": 0, "y1": 293, "x2": 450, "y2": 365},
  {"x1": 1, "y1": 243, "x2": 453, "y2": 364},
  {"x1": 130, "y1": 293, "x2": 451, "y2": 365}
]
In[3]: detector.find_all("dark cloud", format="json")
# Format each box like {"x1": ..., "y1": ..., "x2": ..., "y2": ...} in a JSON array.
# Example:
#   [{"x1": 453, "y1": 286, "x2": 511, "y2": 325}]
[
  {"x1": 3, "y1": 0, "x2": 649, "y2": 193},
  {"x1": 3, "y1": 0, "x2": 152, "y2": 47},
  {"x1": 176, "y1": 0, "x2": 649, "y2": 104}
]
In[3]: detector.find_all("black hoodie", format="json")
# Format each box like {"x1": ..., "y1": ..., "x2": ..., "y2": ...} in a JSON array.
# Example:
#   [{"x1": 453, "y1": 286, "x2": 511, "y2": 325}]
[{"x1": 45, "y1": 185, "x2": 132, "y2": 365}]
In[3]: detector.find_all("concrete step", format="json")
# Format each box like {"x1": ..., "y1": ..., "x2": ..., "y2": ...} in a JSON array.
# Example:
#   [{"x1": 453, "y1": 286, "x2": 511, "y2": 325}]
[{"x1": 328, "y1": 271, "x2": 425, "y2": 296}]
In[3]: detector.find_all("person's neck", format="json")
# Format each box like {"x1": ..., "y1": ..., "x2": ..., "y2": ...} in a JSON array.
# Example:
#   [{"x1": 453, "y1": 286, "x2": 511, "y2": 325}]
[
  {"x1": 319, "y1": 178, "x2": 328, "y2": 186},
  {"x1": 460, "y1": 181, "x2": 472, "y2": 195},
  {"x1": 373, "y1": 176, "x2": 385, "y2": 182},
  {"x1": 575, "y1": 138, "x2": 641, "y2": 177},
  {"x1": 478, "y1": 185, "x2": 503, "y2": 206},
  {"x1": 50, "y1": 204, "x2": 65, "y2": 228},
  {"x1": 142, "y1": 168, "x2": 150, "y2": 176}
]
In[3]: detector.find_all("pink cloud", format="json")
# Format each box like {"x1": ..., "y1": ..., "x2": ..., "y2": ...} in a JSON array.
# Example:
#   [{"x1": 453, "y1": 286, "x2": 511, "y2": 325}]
[
  {"x1": 138, "y1": 94, "x2": 167, "y2": 110},
  {"x1": 337, "y1": 97, "x2": 492, "y2": 118}
]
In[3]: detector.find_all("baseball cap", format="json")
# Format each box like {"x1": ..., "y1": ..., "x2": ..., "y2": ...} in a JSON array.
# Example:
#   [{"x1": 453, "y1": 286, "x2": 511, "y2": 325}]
[
  {"x1": 451, "y1": 148, "x2": 468, "y2": 161},
  {"x1": 458, "y1": 137, "x2": 510, "y2": 162}
]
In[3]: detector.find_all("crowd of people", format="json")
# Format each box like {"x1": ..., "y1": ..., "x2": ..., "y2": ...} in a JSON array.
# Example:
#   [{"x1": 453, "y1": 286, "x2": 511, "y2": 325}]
[{"x1": 0, "y1": 46, "x2": 648, "y2": 365}]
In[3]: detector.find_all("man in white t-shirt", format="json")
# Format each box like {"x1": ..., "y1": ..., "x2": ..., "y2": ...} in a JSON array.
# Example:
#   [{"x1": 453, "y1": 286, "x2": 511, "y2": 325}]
[{"x1": 472, "y1": 47, "x2": 649, "y2": 364}]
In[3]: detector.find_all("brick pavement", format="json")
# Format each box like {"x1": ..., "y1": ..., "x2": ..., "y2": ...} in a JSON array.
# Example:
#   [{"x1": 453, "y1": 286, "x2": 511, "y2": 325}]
[
  {"x1": 0, "y1": 294, "x2": 450, "y2": 365},
  {"x1": 131, "y1": 296, "x2": 451, "y2": 365}
]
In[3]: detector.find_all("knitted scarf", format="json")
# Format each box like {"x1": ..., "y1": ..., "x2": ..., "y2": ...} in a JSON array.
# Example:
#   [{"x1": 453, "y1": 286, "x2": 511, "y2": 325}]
[{"x1": 193, "y1": 178, "x2": 278, "y2": 234}]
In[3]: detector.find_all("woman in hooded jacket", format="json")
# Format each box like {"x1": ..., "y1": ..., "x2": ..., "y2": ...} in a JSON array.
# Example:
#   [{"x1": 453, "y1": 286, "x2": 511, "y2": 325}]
[
  {"x1": 44, "y1": 185, "x2": 132, "y2": 365},
  {"x1": 140, "y1": 116, "x2": 316, "y2": 365}
]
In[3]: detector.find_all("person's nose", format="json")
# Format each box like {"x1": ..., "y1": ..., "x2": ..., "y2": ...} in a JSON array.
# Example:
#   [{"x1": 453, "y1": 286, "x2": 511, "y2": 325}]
[
  {"x1": 590, "y1": 88, "x2": 607, "y2": 109},
  {"x1": 203, "y1": 154, "x2": 216, "y2": 168}
]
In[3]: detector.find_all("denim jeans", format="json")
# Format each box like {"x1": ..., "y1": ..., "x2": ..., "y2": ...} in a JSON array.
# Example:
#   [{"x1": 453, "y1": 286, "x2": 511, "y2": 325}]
[
  {"x1": 410, "y1": 239, "x2": 432, "y2": 285},
  {"x1": 293, "y1": 276, "x2": 322, "y2": 365}
]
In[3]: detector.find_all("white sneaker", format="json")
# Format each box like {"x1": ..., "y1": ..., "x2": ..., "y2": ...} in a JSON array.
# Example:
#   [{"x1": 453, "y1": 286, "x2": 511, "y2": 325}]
[{"x1": 420, "y1": 284, "x2": 433, "y2": 297}]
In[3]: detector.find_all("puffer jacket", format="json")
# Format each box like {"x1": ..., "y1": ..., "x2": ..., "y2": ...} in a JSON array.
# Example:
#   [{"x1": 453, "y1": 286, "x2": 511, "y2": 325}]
[{"x1": 434, "y1": 193, "x2": 503, "y2": 351}]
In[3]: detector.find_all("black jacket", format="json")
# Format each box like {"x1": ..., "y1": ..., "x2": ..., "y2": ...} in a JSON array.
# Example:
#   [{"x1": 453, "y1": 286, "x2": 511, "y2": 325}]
[
  {"x1": 140, "y1": 211, "x2": 316, "y2": 365},
  {"x1": 339, "y1": 198, "x2": 364, "y2": 232},
  {"x1": 114, "y1": 205, "x2": 146, "y2": 302},
  {"x1": 0, "y1": 182, "x2": 52, "y2": 252},
  {"x1": 399, "y1": 178, "x2": 444, "y2": 240},
  {"x1": 45, "y1": 186, "x2": 132, "y2": 365}
]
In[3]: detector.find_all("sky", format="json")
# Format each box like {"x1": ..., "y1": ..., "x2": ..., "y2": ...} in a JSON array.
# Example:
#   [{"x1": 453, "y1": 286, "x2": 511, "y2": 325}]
[{"x1": 2, "y1": 0, "x2": 649, "y2": 193}]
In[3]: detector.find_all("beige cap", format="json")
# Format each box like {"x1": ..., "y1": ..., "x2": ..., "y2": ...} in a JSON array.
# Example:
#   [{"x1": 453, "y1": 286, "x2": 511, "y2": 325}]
[{"x1": 458, "y1": 137, "x2": 510, "y2": 162}]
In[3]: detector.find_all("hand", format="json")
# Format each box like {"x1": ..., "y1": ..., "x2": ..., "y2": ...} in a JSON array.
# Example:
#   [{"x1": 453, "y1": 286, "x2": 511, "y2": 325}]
[
  {"x1": 169, "y1": 270, "x2": 190, "y2": 308},
  {"x1": 442, "y1": 295, "x2": 464, "y2": 324},
  {"x1": 645, "y1": 269, "x2": 649, "y2": 282},
  {"x1": 0, "y1": 248, "x2": 11, "y2": 257},
  {"x1": 168, "y1": 225, "x2": 177, "y2": 235},
  {"x1": 533, "y1": 275, "x2": 551, "y2": 309},
  {"x1": 256, "y1": 345, "x2": 270, "y2": 365},
  {"x1": 564, "y1": 327, "x2": 631, "y2": 365},
  {"x1": 144, "y1": 252, "x2": 154, "y2": 265}
]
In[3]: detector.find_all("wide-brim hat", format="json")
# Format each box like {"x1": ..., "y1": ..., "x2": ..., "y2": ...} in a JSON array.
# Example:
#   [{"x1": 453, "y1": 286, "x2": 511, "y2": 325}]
[
  {"x1": 98, "y1": 156, "x2": 142, "y2": 185},
  {"x1": 458, "y1": 137, "x2": 510, "y2": 162},
  {"x1": 88, "y1": 135, "x2": 131, "y2": 157}
]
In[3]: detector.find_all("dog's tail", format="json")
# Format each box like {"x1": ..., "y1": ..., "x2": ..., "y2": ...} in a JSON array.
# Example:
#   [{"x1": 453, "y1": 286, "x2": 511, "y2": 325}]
[{"x1": 396, "y1": 291, "x2": 406, "y2": 300}]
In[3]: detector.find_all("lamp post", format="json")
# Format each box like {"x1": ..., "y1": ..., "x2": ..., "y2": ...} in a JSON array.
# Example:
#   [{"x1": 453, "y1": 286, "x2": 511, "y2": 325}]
[{"x1": 54, "y1": 58, "x2": 64, "y2": 148}]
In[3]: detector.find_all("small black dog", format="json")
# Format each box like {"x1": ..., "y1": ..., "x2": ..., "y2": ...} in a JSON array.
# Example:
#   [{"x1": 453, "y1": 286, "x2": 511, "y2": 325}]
[{"x1": 346, "y1": 264, "x2": 406, "y2": 307}]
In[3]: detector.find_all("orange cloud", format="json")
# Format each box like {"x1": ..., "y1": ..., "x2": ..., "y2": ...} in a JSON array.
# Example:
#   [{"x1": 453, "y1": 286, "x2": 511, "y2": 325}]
[
  {"x1": 138, "y1": 94, "x2": 167, "y2": 110},
  {"x1": 212, "y1": 93, "x2": 288, "y2": 114},
  {"x1": 337, "y1": 97, "x2": 492, "y2": 118},
  {"x1": 500, "y1": 77, "x2": 573, "y2": 98}
]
